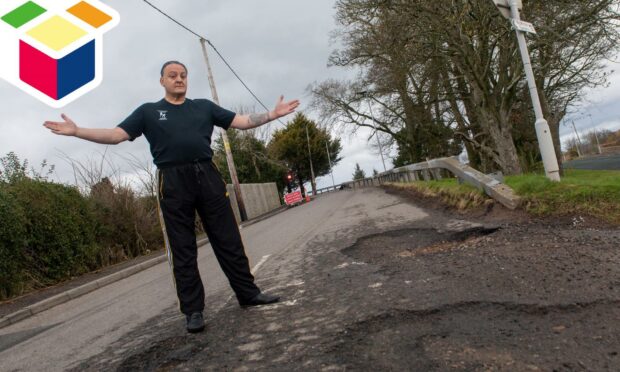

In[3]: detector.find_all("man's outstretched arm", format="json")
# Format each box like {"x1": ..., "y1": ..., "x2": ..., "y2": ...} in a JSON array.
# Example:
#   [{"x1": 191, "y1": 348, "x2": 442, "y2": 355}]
[
  {"x1": 43, "y1": 114, "x2": 129, "y2": 144},
  {"x1": 230, "y1": 95, "x2": 300, "y2": 130}
]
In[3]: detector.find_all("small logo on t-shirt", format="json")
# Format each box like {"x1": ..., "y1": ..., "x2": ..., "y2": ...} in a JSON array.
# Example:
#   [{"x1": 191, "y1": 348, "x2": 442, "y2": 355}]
[{"x1": 158, "y1": 110, "x2": 168, "y2": 121}]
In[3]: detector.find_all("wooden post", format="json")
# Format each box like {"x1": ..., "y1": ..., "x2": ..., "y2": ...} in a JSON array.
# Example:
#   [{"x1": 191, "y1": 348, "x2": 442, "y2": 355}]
[{"x1": 200, "y1": 39, "x2": 247, "y2": 221}]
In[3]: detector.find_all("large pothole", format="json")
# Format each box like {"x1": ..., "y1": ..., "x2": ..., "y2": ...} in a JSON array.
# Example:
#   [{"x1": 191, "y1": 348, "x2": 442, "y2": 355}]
[
  {"x1": 329, "y1": 301, "x2": 620, "y2": 371},
  {"x1": 342, "y1": 227, "x2": 497, "y2": 268}
]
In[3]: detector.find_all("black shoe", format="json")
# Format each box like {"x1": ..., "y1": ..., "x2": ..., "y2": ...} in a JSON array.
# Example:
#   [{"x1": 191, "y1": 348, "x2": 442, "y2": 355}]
[
  {"x1": 239, "y1": 293, "x2": 280, "y2": 307},
  {"x1": 186, "y1": 312, "x2": 205, "y2": 333}
]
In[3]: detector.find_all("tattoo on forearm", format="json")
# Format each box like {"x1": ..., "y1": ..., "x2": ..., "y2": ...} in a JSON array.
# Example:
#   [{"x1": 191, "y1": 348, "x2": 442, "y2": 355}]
[{"x1": 247, "y1": 112, "x2": 271, "y2": 128}]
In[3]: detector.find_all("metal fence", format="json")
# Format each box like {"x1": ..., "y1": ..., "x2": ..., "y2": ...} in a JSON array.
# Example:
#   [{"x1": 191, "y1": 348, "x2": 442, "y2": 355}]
[{"x1": 313, "y1": 157, "x2": 521, "y2": 210}]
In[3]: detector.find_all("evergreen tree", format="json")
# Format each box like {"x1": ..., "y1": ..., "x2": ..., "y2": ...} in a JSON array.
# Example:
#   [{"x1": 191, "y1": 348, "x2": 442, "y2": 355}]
[
  {"x1": 212, "y1": 130, "x2": 287, "y2": 191},
  {"x1": 352, "y1": 163, "x2": 366, "y2": 180},
  {"x1": 268, "y1": 113, "x2": 342, "y2": 195}
]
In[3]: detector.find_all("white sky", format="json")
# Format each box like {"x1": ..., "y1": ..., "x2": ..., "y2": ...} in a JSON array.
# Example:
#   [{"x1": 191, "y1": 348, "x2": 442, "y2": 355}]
[{"x1": 0, "y1": 0, "x2": 618, "y2": 192}]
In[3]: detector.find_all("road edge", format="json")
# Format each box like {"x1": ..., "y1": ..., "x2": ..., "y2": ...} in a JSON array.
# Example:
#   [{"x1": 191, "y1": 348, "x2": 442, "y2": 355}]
[{"x1": 0, "y1": 205, "x2": 289, "y2": 329}]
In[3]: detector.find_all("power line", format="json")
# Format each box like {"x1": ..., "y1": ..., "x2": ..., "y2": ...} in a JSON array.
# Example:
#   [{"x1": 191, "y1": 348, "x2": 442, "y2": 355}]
[{"x1": 140, "y1": 0, "x2": 284, "y2": 125}]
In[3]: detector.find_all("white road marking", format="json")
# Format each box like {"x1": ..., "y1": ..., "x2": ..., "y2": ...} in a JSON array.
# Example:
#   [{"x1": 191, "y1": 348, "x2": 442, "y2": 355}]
[
  {"x1": 219, "y1": 255, "x2": 272, "y2": 311},
  {"x1": 251, "y1": 255, "x2": 271, "y2": 275},
  {"x1": 335, "y1": 261, "x2": 366, "y2": 269}
]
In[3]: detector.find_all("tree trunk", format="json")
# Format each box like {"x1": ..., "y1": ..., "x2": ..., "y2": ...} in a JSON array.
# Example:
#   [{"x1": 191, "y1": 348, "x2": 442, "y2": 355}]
[
  {"x1": 470, "y1": 82, "x2": 523, "y2": 175},
  {"x1": 482, "y1": 113, "x2": 523, "y2": 175}
]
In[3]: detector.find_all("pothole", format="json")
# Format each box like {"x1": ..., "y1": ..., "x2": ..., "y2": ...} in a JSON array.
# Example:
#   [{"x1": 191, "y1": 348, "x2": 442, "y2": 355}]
[
  {"x1": 342, "y1": 227, "x2": 498, "y2": 266},
  {"x1": 115, "y1": 336, "x2": 203, "y2": 372},
  {"x1": 329, "y1": 301, "x2": 620, "y2": 371}
]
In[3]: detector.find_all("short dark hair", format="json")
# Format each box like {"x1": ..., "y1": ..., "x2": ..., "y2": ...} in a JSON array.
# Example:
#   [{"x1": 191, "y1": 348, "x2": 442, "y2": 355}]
[{"x1": 160, "y1": 61, "x2": 187, "y2": 77}]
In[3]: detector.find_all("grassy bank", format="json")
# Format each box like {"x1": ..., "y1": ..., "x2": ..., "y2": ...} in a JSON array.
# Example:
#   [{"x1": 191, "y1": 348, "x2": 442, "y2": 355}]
[
  {"x1": 505, "y1": 169, "x2": 620, "y2": 224},
  {"x1": 387, "y1": 178, "x2": 492, "y2": 210},
  {"x1": 387, "y1": 169, "x2": 620, "y2": 224}
]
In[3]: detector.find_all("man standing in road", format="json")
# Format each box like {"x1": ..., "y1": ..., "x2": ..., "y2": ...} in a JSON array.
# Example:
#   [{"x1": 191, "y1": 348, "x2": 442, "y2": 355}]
[{"x1": 44, "y1": 61, "x2": 300, "y2": 333}]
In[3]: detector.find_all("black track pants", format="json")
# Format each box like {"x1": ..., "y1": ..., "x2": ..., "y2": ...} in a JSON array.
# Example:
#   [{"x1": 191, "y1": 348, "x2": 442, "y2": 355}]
[{"x1": 156, "y1": 160, "x2": 260, "y2": 315}]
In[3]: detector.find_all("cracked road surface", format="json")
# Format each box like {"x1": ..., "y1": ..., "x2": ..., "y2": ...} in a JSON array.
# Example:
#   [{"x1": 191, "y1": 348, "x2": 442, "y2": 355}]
[
  {"x1": 2, "y1": 188, "x2": 620, "y2": 371},
  {"x1": 0, "y1": 188, "x2": 429, "y2": 371}
]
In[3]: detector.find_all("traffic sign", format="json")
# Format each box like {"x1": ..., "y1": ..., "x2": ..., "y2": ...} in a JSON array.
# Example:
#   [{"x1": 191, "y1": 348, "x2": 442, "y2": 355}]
[
  {"x1": 284, "y1": 191, "x2": 303, "y2": 206},
  {"x1": 492, "y1": 0, "x2": 522, "y2": 19},
  {"x1": 512, "y1": 19, "x2": 537, "y2": 34}
]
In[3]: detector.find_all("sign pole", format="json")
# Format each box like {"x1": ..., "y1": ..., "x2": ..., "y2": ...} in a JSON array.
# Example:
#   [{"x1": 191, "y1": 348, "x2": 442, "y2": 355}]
[{"x1": 504, "y1": 0, "x2": 561, "y2": 181}]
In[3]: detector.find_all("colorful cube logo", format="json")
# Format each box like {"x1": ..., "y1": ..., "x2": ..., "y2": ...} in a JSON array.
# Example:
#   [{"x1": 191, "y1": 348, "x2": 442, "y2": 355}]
[{"x1": 0, "y1": 1, "x2": 119, "y2": 108}]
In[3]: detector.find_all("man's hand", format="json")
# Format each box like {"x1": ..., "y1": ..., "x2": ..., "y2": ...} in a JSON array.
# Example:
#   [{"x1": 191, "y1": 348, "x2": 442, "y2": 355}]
[
  {"x1": 43, "y1": 114, "x2": 77, "y2": 136},
  {"x1": 272, "y1": 95, "x2": 300, "y2": 120},
  {"x1": 43, "y1": 114, "x2": 129, "y2": 144},
  {"x1": 231, "y1": 96, "x2": 301, "y2": 130}
]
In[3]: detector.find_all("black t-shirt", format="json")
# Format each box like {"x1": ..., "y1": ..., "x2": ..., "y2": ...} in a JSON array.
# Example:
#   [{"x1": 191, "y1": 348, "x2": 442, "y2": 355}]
[{"x1": 117, "y1": 98, "x2": 236, "y2": 168}]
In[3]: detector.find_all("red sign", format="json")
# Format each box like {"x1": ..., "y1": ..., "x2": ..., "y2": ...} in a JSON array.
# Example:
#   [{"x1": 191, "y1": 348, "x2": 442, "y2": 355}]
[{"x1": 284, "y1": 191, "x2": 303, "y2": 205}]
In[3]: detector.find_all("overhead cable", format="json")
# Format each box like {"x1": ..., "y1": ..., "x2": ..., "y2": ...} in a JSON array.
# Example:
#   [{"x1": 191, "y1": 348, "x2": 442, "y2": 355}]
[{"x1": 141, "y1": 0, "x2": 285, "y2": 124}]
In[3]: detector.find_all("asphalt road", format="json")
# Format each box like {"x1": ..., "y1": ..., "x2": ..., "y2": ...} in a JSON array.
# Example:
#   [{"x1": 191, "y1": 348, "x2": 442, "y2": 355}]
[
  {"x1": 563, "y1": 154, "x2": 620, "y2": 170},
  {"x1": 5, "y1": 188, "x2": 615, "y2": 370},
  {"x1": 0, "y1": 188, "x2": 433, "y2": 371}
]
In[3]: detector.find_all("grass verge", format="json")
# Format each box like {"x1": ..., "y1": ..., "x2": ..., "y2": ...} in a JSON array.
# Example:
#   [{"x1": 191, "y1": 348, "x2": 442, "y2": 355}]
[
  {"x1": 505, "y1": 169, "x2": 620, "y2": 224},
  {"x1": 386, "y1": 179, "x2": 492, "y2": 211},
  {"x1": 388, "y1": 169, "x2": 620, "y2": 225}
]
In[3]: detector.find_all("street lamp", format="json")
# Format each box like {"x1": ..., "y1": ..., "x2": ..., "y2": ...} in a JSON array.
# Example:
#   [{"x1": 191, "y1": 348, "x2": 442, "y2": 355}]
[
  {"x1": 492, "y1": 0, "x2": 561, "y2": 181},
  {"x1": 356, "y1": 91, "x2": 387, "y2": 172},
  {"x1": 325, "y1": 139, "x2": 336, "y2": 188},
  {"x1": 304, "y1": 121, "x2": 316, "y2": 196}
]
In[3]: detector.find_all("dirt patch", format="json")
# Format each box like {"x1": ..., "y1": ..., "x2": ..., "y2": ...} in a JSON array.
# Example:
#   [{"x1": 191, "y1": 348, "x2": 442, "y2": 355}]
[{"x1": 383, "y1": 183, "x2": 501, "y2": 219}]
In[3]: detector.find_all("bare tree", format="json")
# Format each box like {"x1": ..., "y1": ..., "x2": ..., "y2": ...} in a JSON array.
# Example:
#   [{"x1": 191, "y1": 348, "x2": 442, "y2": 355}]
[
  {"x1": 118, "y1": 153, "x2": 157, "y2": 198},
  {"x1": 313, "y1": 0, "x2": 620, "y2": 175},
  {"x1": 56, "y1": 148, "x2": 122, "y2": 195}
]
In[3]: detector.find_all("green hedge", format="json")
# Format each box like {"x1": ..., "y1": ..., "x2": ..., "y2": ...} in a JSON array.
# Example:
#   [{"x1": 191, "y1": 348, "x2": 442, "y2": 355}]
[
  {"x1": 0, "y1": 179, "x2": 100, "y2": 297},
  {"x1": 89, "y1": 184, "x2": 161, "y2": 265},
  {"x1": 0, "y1": 189, "x2": 28, "y2": 298},
  {"x1": 0, "y1": 153, "x2": 163, "y2": 300},
  {"x1": 0, "y1": 178, "x2": 162, "y2": 300}
]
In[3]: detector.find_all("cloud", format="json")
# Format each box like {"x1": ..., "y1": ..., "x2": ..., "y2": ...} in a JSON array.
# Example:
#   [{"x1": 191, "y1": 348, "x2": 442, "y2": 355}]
[{"x1": 0, "y1": 0, "x2": 618, "y2": 189}]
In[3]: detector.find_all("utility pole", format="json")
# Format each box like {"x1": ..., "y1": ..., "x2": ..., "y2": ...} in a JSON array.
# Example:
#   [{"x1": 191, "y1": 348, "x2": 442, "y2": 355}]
[
  {"x1": 571, "y1": 121, "x2": 584, "y2": 158},
  {"x1": 325, "y1": 140, "x2": 335, "y2": 188},
  {"x1": 594, "y1": 129, "x2": 602, "y2": 155},
  {"x1": 493, "y1": 0, "x2": 560, "y2": 181},
  {"x1": 589, "y1": 115, "x2": 603, "y2": 155},
  {"x1": 305, "y1": 122, "x2": 316, "y2": 196},
  {"x1": 200, "y1": 38, "x2": 248, "y2": 221}
]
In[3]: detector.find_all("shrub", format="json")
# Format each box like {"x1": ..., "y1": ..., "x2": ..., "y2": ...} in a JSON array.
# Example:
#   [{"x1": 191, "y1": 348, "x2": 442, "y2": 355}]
[
  {"x1": 89, "y1": 179, "x2": 162, "y2": 266},
  {"x1": 8, "y1": 179, "x2": 100, "y2": 286},
  {"x1": 0, "y1": 187, "x2": 28, "y2": 298},
  {"x1": 0, "y1": 152, "x2": 163, "y2": 300}
]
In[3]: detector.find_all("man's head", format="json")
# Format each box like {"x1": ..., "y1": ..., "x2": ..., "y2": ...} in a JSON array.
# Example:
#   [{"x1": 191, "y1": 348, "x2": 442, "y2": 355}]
[{"x1": 160, "y1": 61, "x2": 188, "y2": 97}]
